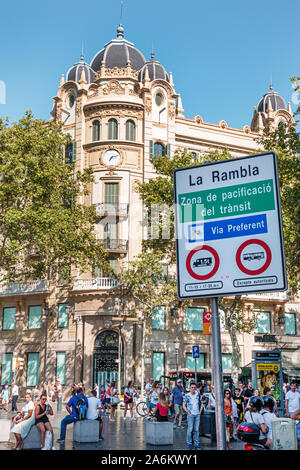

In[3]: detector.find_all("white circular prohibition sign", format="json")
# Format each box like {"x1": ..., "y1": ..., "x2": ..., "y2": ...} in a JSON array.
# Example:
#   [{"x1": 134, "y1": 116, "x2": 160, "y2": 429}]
[{"x1": 186, "y1": 245, "x2": 220, "y2": 281}]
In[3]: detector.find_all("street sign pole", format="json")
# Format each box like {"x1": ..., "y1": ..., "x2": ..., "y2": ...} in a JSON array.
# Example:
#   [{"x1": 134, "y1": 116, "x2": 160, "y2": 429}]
[
  {"x1": 195, "y1": 358, "x2": 197, "y2": 385},
  {"x1": 211, "y1": 297, "x2": 226, "y2": 450}
]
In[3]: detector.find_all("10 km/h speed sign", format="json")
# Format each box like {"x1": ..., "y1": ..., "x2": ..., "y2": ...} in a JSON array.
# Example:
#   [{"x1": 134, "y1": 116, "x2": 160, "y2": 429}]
[{"x1": 174, "y1": 152, "x2": 287, "y2": 299}]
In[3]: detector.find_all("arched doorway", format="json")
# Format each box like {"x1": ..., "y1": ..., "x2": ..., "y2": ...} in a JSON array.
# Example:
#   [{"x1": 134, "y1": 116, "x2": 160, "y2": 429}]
[{"x1": 93, "y1": 330, "x2": 124, "y2": 390}]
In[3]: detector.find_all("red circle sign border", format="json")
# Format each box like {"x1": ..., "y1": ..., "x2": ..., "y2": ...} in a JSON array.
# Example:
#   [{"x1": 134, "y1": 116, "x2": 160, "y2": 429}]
[
  {"x1": 186, "y1": 245, "x2": 220, "y2": 280},
  {"x1": 236, "y1": 239, "x2": 272, "y2": 275}
]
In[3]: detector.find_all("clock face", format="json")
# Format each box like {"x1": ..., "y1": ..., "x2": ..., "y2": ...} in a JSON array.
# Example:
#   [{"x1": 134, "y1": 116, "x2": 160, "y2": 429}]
[{"x1": 103, "y1": 149, "x2": 121, "y2": 167}]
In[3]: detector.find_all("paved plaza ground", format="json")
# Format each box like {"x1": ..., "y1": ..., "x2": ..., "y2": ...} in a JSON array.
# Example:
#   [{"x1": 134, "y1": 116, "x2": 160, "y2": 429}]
[{"x1": 0, "y1": 400, "x2": 246, "y2": 451}]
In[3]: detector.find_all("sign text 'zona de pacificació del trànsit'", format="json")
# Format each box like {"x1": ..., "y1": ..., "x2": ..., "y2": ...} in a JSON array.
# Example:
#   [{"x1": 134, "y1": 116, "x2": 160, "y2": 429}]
[{"x1": 174, "y1": 152, "x2": 287, "y2": 299}]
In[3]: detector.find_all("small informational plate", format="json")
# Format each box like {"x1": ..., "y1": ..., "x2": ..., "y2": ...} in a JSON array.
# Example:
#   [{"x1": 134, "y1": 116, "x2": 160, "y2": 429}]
[{"x1": 174, "y1": 152, "x2": 287, "y2": 299}]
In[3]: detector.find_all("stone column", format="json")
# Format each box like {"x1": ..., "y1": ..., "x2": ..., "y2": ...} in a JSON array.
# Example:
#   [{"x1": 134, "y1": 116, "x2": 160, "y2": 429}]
[
  {"x1": 74, "y1": 316, "x2": 84, "y2": 383},
  {"x1": 15, "y1": 300, "x2": 26, "y2": 389}
]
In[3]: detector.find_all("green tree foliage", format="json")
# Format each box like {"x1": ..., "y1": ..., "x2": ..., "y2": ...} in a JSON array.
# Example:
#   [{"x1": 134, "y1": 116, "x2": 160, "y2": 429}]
[
  {"x1": 257, "y1": 122, "x2": 300, "y2": 292},
  {"x1": 0, "y1": 111, "x2": 108, "y2": 283},
  {"x1": 135, "y1": 140, "x2": 299, "y2": 383},
  {"x1": 291, "y1": 76, "x2": 300, "y2": 117},
  {"x1": 119, "y1": 252, "x2": 179, "y2": 395},
  {"x1": 138, "y1": 149, "x2": 232, "y2": 263},
  {"x1": 120, "y1": 252, "x2": 177, "y2": 316}
]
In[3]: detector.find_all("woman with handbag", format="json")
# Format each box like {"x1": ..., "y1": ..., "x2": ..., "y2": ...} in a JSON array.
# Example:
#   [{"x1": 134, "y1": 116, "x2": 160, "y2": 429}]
[
  {"x1": 224, "y1": 390, "x2": 234, "y2": 449},
  {"x1": 123, "y1": 381, "x2": 136, "y2": 421}
]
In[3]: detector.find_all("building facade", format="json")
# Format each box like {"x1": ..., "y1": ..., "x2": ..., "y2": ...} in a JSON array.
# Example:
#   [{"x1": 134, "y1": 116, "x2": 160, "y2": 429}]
[{"x1": 0, "y1": 24, "x2": 299, "y2": 397}]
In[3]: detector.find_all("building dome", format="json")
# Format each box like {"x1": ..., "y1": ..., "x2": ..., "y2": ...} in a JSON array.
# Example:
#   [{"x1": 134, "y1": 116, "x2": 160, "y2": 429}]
[
  {"x1": 257, "y1": 85, "x2": 287, "y2": 113},
  {"x1": 139, "y1": 54, "x2": 169, "y2": 82},
  {"x1": 90, "y1": 25, "x2": 146, "y2": 72},
  {"x1": 66, "y1": 56, "x2": 95, "y2": 84}
]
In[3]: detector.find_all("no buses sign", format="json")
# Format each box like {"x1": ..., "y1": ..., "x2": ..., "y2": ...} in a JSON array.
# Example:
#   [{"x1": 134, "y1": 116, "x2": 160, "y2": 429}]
[{"x1": 174, "y1": 152, "x2": 287, "y2": 299}]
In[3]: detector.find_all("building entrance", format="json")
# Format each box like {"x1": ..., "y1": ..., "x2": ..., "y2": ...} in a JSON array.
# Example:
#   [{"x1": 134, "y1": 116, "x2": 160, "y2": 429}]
[{"x1": 93, "y1": 330, "x2": 124, "y2": 392}]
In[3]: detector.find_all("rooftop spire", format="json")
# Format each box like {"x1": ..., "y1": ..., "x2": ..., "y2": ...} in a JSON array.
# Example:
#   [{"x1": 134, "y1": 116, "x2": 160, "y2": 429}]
[
  {"x1": 269, "y1": 73, "x2": 273, "y2": 91},
  {"x1": 151, "y1": 41, "x2": 155, "y2": 60},
  {"x1": 81, "y1": 41, "x2": 84, "y2": 62},
  {"x1": 117, "y1": 1, "x2": 125, "y2": 38}
]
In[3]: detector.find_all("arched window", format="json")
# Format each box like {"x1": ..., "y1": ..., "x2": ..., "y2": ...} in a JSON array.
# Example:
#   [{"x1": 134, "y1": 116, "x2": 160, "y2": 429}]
[
  {"x1": 153, "y1": 142, "x2": 165, "y2": 159},
  {"x1": 108, "y1": 118, "x2": 118, "y2": 140},
  {"x1": 92, "y1": 120, "x2": 100, "y2": 141},
  {"x1": 126, "y1": 119, "x2": 136, "y2": 141}
]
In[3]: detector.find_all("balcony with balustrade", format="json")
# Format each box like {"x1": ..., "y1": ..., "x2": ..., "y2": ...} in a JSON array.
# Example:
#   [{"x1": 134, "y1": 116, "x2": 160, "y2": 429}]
[
  {"x1": 95, "y1": 203, "x2": 129, "y2": 218},
  {"x1": 0, "y1": 280, "x2": 50, "y2": 297},
  {"x1": 72, "y1": 277, "x2": 118, "y2": 292},
  {"x1": 244, "y1": 291, "x2": 288, "y2": 302},
  {"x1": 101, "y1": 238, "x2": 128, "y2": 253}
]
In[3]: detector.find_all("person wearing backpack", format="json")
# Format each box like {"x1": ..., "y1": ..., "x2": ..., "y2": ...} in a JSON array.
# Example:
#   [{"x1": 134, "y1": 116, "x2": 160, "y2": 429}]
[
  {"x1": 260, "y1": 395, "x2": 277, "y2": 449},
  {"x1": 56, "y1": 387, "x2": 88, "y2": 443},
  {"x1": 244, "y1": 396, "x2": 267, "y2": 446}
]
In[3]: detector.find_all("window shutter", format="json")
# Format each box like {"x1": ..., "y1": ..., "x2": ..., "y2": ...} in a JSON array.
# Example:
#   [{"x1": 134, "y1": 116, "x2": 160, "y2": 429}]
[
  {"x1": 56, "y1": 352, "x2": 66, "y2": 385},
  {"x1": 149, "y1": 140, "x2": 154, "y2": 159},
  {"x1": 27, "y1": 353, "x2": 40, "y2": 386},
  {"x1": 72, "y1": 142, "x2": 77, "y2": 162},
  {"x1": 166, "y1": 143, "x2": 171, "y2": 157},
  {"x1": 1, "y1": 354, "x2": 13, "y2": 385}
]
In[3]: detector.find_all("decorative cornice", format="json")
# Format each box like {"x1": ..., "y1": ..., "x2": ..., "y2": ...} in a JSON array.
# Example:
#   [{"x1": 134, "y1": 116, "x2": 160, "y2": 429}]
[
  {"x1": 176, "y1": 116, "x2": 258, "y2": 137},
  {"x1": 175, "y1": 134, "x2": 260, "y2": 154},
  {"x1": 83, "y1": 102, "x2": 144, "y2": 118},
  {"x1": 95, "y1": 66, "x2": 139, "y2": 81},
  {"x1": 83, "y1": 140, "x2": 144, "y2": 152}
]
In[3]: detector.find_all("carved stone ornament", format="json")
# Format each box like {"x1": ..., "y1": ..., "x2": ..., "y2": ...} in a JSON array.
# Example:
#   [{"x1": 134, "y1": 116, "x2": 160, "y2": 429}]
[
  {"x1": 144, "y1": 97, "x2": 152, "y2": 114},
  {"x1": 76, "y1": 101, "x2": 82, "y2": 117},
  {"x1": 169, "y1": 101, "x2": 175, "y2": 120},
  {"x1": 132, "y1": 179, "x2": 141, "y2": 192},
  {"x1": 242, "y1": 125, "x2": 251, "y2": 134},
  {"x1": 96, "y1": 66, "x2": 139, "y2": 80},
  {"x1": 151, "y1": 80, "x2": 173, "y2": 98},
  {"x1": 194, "y1": 115, "x2": 203, "y2": 124},
  {"x1": 102, "y1": 79, "x2": 125, "y2": 95},
  {"x1": 56, "y1": 104, "x2": 62, "y2": 122},
  {"x1": 84, "y1": 106, "x2": 143, "y2": 120},
  {"x1": 219, "y1": 120, "x2": 228, "y2": 129}
]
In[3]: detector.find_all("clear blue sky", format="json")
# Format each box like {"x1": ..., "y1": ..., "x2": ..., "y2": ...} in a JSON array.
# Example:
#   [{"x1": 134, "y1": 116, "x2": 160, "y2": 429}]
[{"x1": 1, "y1": 0, "x2": 299, "y2": 129}]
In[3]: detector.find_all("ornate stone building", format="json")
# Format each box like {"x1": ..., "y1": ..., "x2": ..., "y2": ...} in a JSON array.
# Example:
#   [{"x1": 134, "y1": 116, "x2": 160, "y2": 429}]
[{"x1": 0, "y1": 24, "x2": 299, "y2": 397}]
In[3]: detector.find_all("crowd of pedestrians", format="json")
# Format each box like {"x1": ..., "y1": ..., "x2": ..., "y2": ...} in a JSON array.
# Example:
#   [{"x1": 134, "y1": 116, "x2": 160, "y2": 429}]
[
  {"x1": 1, "y1": 377, "x2": 299, "y2": 450},
  {"x1": 222, "y1": 379, "x2": 300, "y2": 449}
]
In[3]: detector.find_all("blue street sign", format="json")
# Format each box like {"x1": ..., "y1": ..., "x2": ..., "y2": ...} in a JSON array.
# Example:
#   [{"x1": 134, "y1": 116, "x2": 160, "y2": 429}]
[{"x1": 192, "y1": 345, "x2": 200, "y2": 359}]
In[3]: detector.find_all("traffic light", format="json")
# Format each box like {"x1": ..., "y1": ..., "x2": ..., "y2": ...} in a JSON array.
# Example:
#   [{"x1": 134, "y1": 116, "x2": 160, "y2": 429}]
[{"x1": 18, "y1": 358, "x2": 24, "y2": 370}]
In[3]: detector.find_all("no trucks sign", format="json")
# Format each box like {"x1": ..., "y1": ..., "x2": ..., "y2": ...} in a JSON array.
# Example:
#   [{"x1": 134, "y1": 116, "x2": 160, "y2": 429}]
[{"x1": 174, "y1": 152, "x2": 287, "y2": 299}]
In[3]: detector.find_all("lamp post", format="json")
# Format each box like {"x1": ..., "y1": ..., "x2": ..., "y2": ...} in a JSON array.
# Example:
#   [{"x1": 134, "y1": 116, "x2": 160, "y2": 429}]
[
  {"x1": 174, "y1": 337, "x2": 180, "y2": 378},
  {"x1": 114, "y1": 296, "x2": 125, "y2": 393}
]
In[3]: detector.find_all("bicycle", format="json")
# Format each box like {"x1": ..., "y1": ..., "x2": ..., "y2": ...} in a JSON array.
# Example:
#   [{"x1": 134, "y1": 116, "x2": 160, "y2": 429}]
[{"x1": 135, "y1": 401, "x2": 153, "y2": 418}]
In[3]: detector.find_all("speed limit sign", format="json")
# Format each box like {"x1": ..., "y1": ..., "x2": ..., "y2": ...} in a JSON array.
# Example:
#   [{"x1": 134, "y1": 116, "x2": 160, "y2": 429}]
[{"x1": 203, "y1": 311, "x2": 212, "y2": 335}]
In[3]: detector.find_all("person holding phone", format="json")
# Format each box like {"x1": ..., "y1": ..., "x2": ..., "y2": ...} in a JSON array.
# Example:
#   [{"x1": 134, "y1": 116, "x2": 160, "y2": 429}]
[{"x1": 35, "y1": 393, "x2": 55, "y2": 450}]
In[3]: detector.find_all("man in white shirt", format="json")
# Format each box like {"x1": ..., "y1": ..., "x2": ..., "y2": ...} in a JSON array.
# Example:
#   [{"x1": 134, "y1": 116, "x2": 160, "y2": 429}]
[
  {"x1": 86, "y1": 390, "x2": 104, "y2": 440},
  {"x1": 183, "y1": 382, "x2": 203, "y2": 450},
  {"x1": 11, "y1": 382, "x2": 19, "y2": 412},
  {"x1": 285, "y1": 382, "x2": 300, "y2": 417}
]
